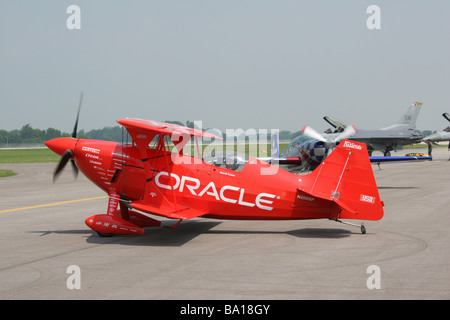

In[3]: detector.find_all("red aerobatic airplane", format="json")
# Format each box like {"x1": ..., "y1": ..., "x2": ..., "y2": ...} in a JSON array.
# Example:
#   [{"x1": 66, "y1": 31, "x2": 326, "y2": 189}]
[{"x1": 45, "y1": 109, "x2": 384, "y2": 237}]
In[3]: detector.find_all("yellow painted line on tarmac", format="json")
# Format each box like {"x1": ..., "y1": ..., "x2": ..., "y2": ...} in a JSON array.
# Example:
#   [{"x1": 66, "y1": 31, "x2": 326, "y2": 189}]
[{"x1": 0, "y1": 196, "x2": 107, "y2": 213}]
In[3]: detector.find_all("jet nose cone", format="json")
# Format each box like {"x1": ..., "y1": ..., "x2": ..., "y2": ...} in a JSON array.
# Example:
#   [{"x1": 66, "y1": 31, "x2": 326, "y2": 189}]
[{"x1": 45, "y1": 137, "x2": 77, "y2": 156}]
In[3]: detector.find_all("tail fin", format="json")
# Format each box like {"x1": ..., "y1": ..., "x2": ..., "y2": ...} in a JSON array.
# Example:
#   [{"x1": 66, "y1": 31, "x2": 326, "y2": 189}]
[
  {"x1": 298, "y1": 140, "x2": 384, "y2": 221},
  {"x1": 382, "y1": 102, "x2": 422, "y2": 130}
]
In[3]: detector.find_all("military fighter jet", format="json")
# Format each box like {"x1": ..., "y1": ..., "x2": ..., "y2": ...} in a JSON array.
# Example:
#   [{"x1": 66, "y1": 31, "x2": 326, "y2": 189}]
[
  {"x1": 422, "y1": 113, "x2": 450, "y2": 157},
  {"x1": 324, "y1": 102, "x2": 424, "y2": 156},
  {"x1": 267, "y1": 123, "x2": 430, "y2": 173}
]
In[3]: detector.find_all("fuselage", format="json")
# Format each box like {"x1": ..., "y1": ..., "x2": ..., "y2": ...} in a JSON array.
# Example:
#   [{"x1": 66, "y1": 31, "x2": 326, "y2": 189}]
[
  {"x1": 46, "y1": 137, "x2": 339, "y2": 221},
  {"x1": 423, "y1": 131, "x2": 450, "y2": 143},
  {"x1": 350, "y1": 129, "x2": 423, "y2": 150}
]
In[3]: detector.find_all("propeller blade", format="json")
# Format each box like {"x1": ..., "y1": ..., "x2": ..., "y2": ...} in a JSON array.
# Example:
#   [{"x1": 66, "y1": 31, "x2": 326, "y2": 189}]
[
  {"x1": 333, "y1": 124, "x2": 357, "y2": 142},
  {"x1": 52, "y1": 93, "x2": 83, "y2": 182},
  {"x1": 72, "y1": 92, "x2": 83, "y2": 138},
  {"x1": 70, "y1": 159, "x2": 79, "y2": 178},
  {"x1": 53, "y1": 150, "x2": 73, "y2": 181},
  {"x1": 301, "y1": 125, "x2": 326, "y2": 142}
]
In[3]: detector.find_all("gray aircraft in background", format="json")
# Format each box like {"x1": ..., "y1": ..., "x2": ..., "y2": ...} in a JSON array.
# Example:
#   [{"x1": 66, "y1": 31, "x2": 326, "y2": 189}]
[
  {"x1": 422, "y1": 113, "x2": 450, "y2": 156},
  {"x1": 323, "y1": 102, "x2": 424, "y2": 156}
]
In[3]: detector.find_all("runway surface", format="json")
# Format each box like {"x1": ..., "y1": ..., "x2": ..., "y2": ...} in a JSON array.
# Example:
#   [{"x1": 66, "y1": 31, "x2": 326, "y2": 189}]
[{"x1": 1, "y1": 148, "x2": 449, "y2": 300}]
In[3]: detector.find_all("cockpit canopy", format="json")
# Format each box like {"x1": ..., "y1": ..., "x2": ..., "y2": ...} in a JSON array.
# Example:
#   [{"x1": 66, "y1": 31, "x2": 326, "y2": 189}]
[
  {"x1": 203, "y1": 150, "x2": 248, "y2": 171},
  {"x1": 282, "y1": 135, "x2": 313, "y2": 157}
]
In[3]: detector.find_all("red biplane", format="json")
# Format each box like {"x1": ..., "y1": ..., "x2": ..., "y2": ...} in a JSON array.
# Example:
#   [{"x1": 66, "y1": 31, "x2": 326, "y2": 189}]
[{"x1": 45, "y1": 109, "x2": 384, "y2": 237}]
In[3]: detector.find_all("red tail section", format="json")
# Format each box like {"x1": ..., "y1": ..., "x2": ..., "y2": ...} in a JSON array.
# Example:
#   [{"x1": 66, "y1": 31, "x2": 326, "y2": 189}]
[{"x1": 298, "y1": 140, "x2": 384, "y2": 221}]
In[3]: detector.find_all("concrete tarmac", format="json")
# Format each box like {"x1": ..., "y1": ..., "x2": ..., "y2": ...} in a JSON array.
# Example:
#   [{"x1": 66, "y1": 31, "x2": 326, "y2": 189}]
[{"x1": 0, "y1": 148, "x2": 449, "y2": 300}]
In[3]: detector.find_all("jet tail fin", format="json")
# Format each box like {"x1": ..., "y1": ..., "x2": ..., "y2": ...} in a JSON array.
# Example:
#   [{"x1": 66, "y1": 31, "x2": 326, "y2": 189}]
[
  {"x1": 298, "y1": 140, "x2": 384, "y2": 221},
  {"x1": 382, "y1": 102, "x2": 422, "y2": 130}
]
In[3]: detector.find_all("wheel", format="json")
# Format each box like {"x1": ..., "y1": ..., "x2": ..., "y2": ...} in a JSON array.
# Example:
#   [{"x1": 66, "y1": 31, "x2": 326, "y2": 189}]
[
  {"x1": 361, "y1": 225, "x2": 366, "y2": 234},
  {"x1": 97, "y1": 232, "x2": 114, "y2": 237}
]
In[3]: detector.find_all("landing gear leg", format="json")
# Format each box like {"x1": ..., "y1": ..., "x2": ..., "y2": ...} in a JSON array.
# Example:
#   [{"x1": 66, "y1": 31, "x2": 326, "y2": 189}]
[
  {"x1": 163, "y1": 219, "x2": 183, "y2": 230},
  {"x1": 384, "y1": 144, "x2": 394, "y2": 157},
  {"x1": 333, "y1": 219, "x2": 366, "y2": 234}
]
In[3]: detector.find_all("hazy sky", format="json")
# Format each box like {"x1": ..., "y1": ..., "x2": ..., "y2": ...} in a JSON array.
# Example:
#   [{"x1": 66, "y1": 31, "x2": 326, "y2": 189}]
[{"x1": 1, "y1": 1, "x2": 449, "y2": 133}]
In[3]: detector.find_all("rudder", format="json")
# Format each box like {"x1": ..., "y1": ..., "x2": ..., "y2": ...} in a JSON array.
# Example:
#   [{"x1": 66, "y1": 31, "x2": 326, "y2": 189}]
[{"x1": 298, "y1": 140, "x2": 384, "y2": 221}]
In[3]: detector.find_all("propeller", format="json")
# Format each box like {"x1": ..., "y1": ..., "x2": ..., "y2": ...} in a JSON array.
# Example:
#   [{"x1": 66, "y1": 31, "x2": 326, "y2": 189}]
[
  {"x1": 53, "y1": 92, "x2": 83, "y2": 182},
  {"x1": 301, "y1": 125, "x2": 327, "y2": 142},
  {"x1": 301, "y1": 124, "x2": 358, "y2": 155},
  {"x1": 333, "y1": 124, "x2": 358, "y2": 142},
  {"x1": 72, "y1": 92, "x2": 83, "y2": 139},
  {"x1": 54, "y1": 150, "x2": 77, "y2": 181}
]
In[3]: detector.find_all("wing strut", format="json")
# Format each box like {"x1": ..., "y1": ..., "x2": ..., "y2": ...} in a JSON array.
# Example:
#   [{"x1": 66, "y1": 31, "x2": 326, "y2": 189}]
[{"x1": 161, "y1": 134, "x2": 179, "y2": 210}]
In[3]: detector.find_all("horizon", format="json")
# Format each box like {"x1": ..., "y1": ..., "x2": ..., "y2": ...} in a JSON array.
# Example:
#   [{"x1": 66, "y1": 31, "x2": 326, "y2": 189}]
[{"x1": 1, "y1": 1, "x2": 449, "y2": 133}]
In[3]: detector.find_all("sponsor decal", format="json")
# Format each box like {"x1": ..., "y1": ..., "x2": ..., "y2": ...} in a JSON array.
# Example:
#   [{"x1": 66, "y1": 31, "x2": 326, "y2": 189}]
[
  {"x1": 343, "y1": 141, "x2": 363, "y2": 150},
  {"x1": 155, "y1": 171, "x2": 276, "y2": 211},
  {"x1": 296, "y1": 194, "x2": 315, "y2": 202},
  {"x1": 82, "y1": 146, "x2": 100, "y2": 154},
  {"x1": 360, "y1": 194, "x2": 376, "y2": 203},
  {"x1": 85, "y1": 153, "x2": 99, "y2": 159}
]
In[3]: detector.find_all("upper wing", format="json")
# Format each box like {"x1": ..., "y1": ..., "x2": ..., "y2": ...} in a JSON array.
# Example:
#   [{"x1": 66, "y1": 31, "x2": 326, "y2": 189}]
[
  {"x1": 118, "y1": 118, "x2": 221, "y2": 141},
  {"x1": 117, "y1": 118, "x2": 223, "y2": 156},
  {"x1": 118, "y1": 118, "x2": 221, "y2": 153}
]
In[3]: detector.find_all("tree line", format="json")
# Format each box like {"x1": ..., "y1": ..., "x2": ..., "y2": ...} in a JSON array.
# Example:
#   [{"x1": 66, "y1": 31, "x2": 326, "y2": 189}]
[
  {"x1": 0, "y1": 122, "x2": 302, "y2": 147},
  {"x1": 0, "y1": 124, "x2": 124, "y2": 146},
  {"x1": 0, "y1": 121, "x2": 208, "y2": 146},
  {"x1": 0, "y1": 122, "x2": 436, "y2": 147}
]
